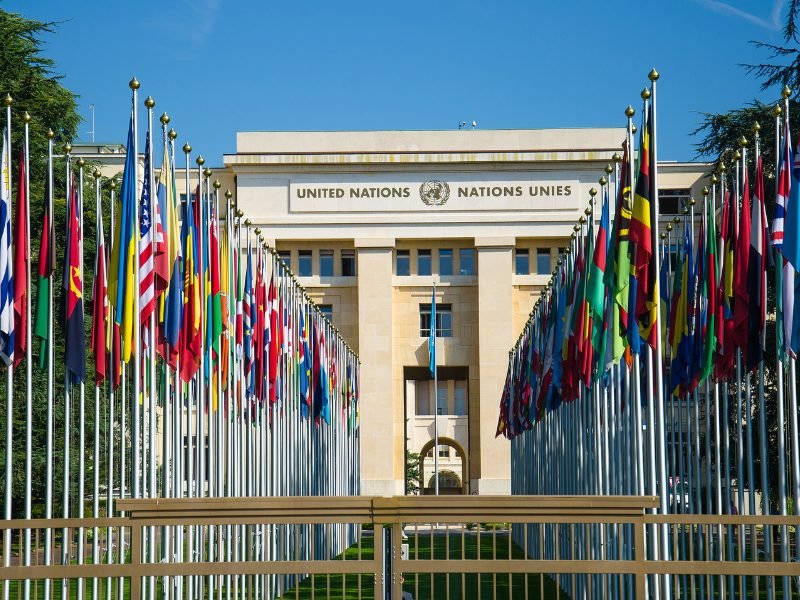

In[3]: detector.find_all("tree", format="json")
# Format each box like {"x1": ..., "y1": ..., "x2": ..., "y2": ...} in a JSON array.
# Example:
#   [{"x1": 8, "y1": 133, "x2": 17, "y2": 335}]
[
  {"x1": 405, "y1": 451, "x2": 421, "y2": 495},
  {"x1": 743, "y1": 0, "x2": 800, "y2": 92}
]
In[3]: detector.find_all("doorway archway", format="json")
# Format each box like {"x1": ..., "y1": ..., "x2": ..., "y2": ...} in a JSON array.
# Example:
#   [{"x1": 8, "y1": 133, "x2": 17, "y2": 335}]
[{"x1": 418, "y1": 436, "x2": 468, "y2": 495}]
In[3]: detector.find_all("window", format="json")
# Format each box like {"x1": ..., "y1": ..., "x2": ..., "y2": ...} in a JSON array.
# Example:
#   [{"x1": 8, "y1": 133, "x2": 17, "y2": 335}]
[
  {"x1": 341, "y1": 250, "x2": 356, "y2": 276},
  {"x1": 417, "y1": 249, "x2": 432, "y2": 276},
  {"x1": 419, "y1": 303, "x2": 453, "y2": 338},
  {"x1": 437, "y1": 381, "x2": 447, "y2": 415},
  {"x1": 454, "y1": 380, "x2": 467, "y2": 416},
  {"x1": 397, "y1": 250, "x2": 410, "y2": 276},
  {"x1": 660, "y1": 189, "x2": 691, "y2": 215},
  {"x1": 426, "y1": 448, "x2": 434, "y2": 458},
  {"x1": 515, "y1": 248, "x2": 529, "y2": 275},
  {"x1": 318, "y1": 304, "x2": 333, "y2": 321},
  {"x1": 298, "y1": 250, "x2": 312, "y2": 277},
  {"x1": 277, "y1": 251, "x2": 291, "y2": 270},
  {"x1": 416, "y1": 381, "x2": 432, "y2": 415},
  {"x1": 536, "y1": 248, "x2": 551, "y2": 275},
  {"x1": 459, "y1": 248, "x2": 475, "y2": 275},
  {"x1": 319, "y1": 250, "x2": 334, "y2": 277},
  {"x1": 439, "y1": 248, "x2": 453, "y2": 276},
  {"x1": 438, "y1": 445, "x2": 449, "y2": 458}
]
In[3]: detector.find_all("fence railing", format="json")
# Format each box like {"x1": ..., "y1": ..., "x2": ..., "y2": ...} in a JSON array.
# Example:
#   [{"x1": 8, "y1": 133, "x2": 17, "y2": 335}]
[{"x1": 1, "y1": 495, "x2": 799, "y2": 599}]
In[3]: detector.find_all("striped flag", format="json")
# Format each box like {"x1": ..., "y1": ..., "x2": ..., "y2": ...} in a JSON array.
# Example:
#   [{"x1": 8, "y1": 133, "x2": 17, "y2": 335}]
[
  {"x1": 13, "y1": 148, "x2": 27, "y2": 366},
  {"x1": 774, "y1": 121, "x2": 794, "y2": 357},
  {"x1": 243, "y1": 246, "x2": 253, "y2": 397},
  {"x1": 747, "y1": 154, "x2": 768, "y2": 371},
  {"x1": 0, "y1": 128, "x2": 13, "y2": 366},
  {"x1": 92, "y1": 201, "x2": 108, "y2": 385},
  {"x1": 139, "y1": 132, "x2": 156, "y2": 323}
]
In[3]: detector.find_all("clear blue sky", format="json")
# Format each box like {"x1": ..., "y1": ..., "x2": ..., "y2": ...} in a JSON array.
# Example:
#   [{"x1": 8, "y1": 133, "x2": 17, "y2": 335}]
[{"x1": 5, "y1": 0, "x2": 790, "y2": 165}]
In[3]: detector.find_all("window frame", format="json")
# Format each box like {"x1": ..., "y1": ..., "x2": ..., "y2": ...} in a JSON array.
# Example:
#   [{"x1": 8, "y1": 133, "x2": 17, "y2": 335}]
[
  {"x1": 439, "y1": 248, "x2": 453, "y2": 276},
  {"x1": 396, "y1": 250, "x2": 410, "y2": 276},
  {"x1": 417, "y1": 249, "x2": 432, "y2": 276},
  {"x1": 419, "y1": 303, "x2": 453, "y2": 338},
  {"x1": 458, "y1": 248, "x2": 475, "y2": 276},
  {"x1": 515, "y1": 248, "x2": 530, "y2": 275},
  {"x1": 319, "y1": 249, "x2": 334, "y2": 277},
  {"x1": 298, "y1": 250, "x2": 313, "y2": 277}
]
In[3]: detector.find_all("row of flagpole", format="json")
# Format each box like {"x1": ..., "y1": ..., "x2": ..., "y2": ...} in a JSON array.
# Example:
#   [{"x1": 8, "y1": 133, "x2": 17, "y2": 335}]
[
  {"x1": 501, "y1": 72, "x2": 800, "y2": 598},
  {"x1": 0, "y1": 78, "x2": 361, "y2": 600}
]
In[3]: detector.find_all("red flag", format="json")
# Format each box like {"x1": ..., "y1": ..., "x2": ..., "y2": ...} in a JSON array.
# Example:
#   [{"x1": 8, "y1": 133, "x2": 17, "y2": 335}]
[
  {"x1": 268, "y1": 273, "x2": 279, "y2": 404},
  {"x1": 92, "y1": 223, "x2": 108, "y2": 385},
  {"x1": 13, "y1": 149, "x2": 27, "y2": 366},
  {"x1": 732, "y1": 165, "x2": 751, "y2": 354}
]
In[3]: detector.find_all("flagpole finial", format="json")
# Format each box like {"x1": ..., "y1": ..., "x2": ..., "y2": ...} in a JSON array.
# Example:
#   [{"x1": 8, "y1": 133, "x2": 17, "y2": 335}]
[
  {"x1": 109, "y1": 180, "x2": 116, "y2": 190},
  {"x1": 751, "y1": 121, "x2": 760, "y2": 136},
  {"x1": 782, "y1": 85, "x2": 792, "y2": 99},
  {"x1": 599, "y1": 176, "x2": 607, "y2": 186},
  {"x1": 648, "y1": 68, "x2": 659, "y2": 82},
  {"x1": 76, "y1": 158, "x2": 85, "y2": 168},
  {"x1": 144, "y1": 96, "x2": 155, "y2": 109},
  {"x1": 660, "y1": 233, "x2": 666, "y2": 240},
  {"x1": 738, "y1": 136, "x2": 748, "y2": 148},
  {"x1": 604, "y1": 164, "x2": 613, "y2": 175},
  {"x1": 733, "y1": 149, "x2": 741, "y2": 160},
  {"x1": 688, "y1": 197, "x2": 696, "y2": 206},
  {"x1": 93, "y1": 169, "x2": 101, "y2": 179},
  {"x1": 227, "y1": 191, "x2": 234, "y2": 201},
  {"x1": 203, "y1": 168, "x2": 212, "y2": 178},
  {"x1": 254, "y1": 227, "x2": 261, "y2": 235},
  {"x1": 625, "y1": 106, "x2": 635, "y2": 118},
  {"x1": 168, "y1": 128, "x2": 177, "y2": 140},
  {"x1": 673, "y1": 216, "x2": 681, "y2": 224},
  {"x1": 64, "y1": 143, "x2": 72, "y2": 154},
  {"x1": 612, "y1": 152, "x2": 621, "y2": 163},
  {"x1": 631, "y1": 125, "x2": 637, "y2": 134},
  {"x1": 666, "y1": 223, "x2": 673, "y2": 232},
  {"x1": 710, "y1": 174, "x2": 718, "y2": 184},
  {"x1": 773, "y1": 104, "x2": 783, "y2": 117},
  {"x1": 719, "y1": 162, "x2": 727, "y2": 173},
  {"x1": 129, "y1": 77, "x2": 140, "y2": 90},
  {"x1": 579, "y1": 215, "x2": 587, "y2": 224},
  {"x1": 46, "y1": 129, "x2": 54, "y2": 139},
  {"x1": 245, "y1": 219, "x2": 251, "y2": 227},
  {"x1": 22, "y1": 111, "x2": 31, "y2": 123},
  {"x1": 160, "y1": 113, "x2": 170, "y2": 125},
  {"x1": 682, "y1": 207, "x2": 689, "y2": 216},
  {"x1": 183, "y1": 143, "x2": 192, "y2": 154},
  {"x1": 3, "y1": 94, "x2": 12, "y2": 107},
  {"x1": 589, "y1": 188, "x2": 597, "y2": 198},
  {"x1": 196, "y1": 155, "x2": 205, "y2": 166},
  {"x1": 641, "y1": 88, "x2": 651, "y2": 100},
  {"x1": 702, "y1": 186, "x2": 709, "y2": 196},
  {"x1": 213, "y1": 179, "x2": 221, "y2": 190}
]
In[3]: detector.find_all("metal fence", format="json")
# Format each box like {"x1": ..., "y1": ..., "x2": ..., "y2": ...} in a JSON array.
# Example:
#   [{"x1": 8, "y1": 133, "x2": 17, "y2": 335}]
[{"x1": 1, "y1": 495, "x2": 799, "y2": 599}]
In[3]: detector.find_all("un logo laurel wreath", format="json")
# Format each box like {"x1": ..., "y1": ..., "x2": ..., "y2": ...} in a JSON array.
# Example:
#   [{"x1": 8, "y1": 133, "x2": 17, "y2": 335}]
[{"x1": 419, "y1": 180, "x2": 450, "y2": 206}]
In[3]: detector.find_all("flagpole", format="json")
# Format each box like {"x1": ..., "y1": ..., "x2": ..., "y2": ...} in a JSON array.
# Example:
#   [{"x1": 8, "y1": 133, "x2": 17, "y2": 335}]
[
  {"x1": 22, "y1": 111, "x2": 33, "y2": 600},
  {"x1": 2, "y1": 93, "x2": 11, "y2": 600},
  {"x1": 60, "y1": 142, "x2": 72, "y2": 600},
  {"x1": 433, "y1": 282, "x2": 439, "y2": 496},
  {"x1": 130, "y1": 77, "x2": 142, "y2": 508},
  {"x1": 91, "y1": 168, "x2": 102, "y2": 600},
  {"x1": 75, "y1": 156, "x2": 87, "y2": 600},
  {"x1": 43, "y1": 128, "x2": 55, "y2": 600},
  {"x1": 106, "y1": 179, "x2": 116, "y2": 600}
]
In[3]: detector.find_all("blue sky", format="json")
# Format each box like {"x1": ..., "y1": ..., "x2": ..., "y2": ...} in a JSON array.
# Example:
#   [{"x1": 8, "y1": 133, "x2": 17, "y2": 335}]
[{"x1": 5, "y1": 0, "x2": 791, "y2": 164}]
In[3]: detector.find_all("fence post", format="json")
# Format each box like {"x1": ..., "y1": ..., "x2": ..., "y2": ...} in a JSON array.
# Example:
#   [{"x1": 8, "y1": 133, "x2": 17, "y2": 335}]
[
  {"x1": 129, "y1": 523, "x2": 142, "y2": 600},
  {"x1": 634, "y1": 517, "x2": 647, "y2": 599},
  {"x1": 392, "y1": 522, "x2": 404, "y2": 599}
]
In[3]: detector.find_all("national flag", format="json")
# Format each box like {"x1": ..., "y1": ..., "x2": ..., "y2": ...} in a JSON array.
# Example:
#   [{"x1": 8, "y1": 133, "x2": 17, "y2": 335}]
[
  {"x1": 92, "y1": 202, "x2": 108, "y2": 385},
  {"x1": 700, "y1": 192, "x2": 718, "y2": 381},
  {"x1": 138, "y1": 132, "x2": 157, "y2": 324},
  {"x1": 268, "y1": 272, "x2": 279, "y2": 403},
  {"x1": 63, "y1": 178, "x2": 85, "y2": 382},
  {"x1": 732, "y1": 161, "x2": 751, "y2": 354},
  {"x1": 316, "y1": 323, "x2": 330, "y2": 424},
  {"x1": 784, "y1": 137, "x2": 800, "y2": 271},
  {"x1": 299, "y1": 303, "x2": 311, "y2": 418},
  {"x1": 747, "y1": 154, "x2": 768, "y2": 370},
  {"x1": 243, "y1": 243, "x2": 254, "y2": 397},
  {"x1": 605, "y1": 141, "x2": 631, "y2": 364},
  {"x1": 13, "y1": 148, "x2": 27, "y2": 366},
  {"x1": 209, "y1": 202, "x2": 222, "y2": 357},
  {"x1": 715, "y1": 189, "x2": 736, "y2": 380},
  {"x1": 429, "y1": 287, "x2": 436, "y2": 376},
  {"x1": 588, "y1": 187, "x2": 609, "y2": 356},
  {"x1": 179, "y1": 187, "x2": 202, "y2": 382},
  {"x1": 34, "y1": 175, "x2": 55, "y2": 368},
  {"x1": 0, "y1": 129, "x2": 13, "y2": 366},
  {"x1": 157, "y1": 136, "x2": 182, "y2": 363},
  {"x1": 108, "y1": 114, "x2": 138, "y2": 362},
  {"x1": 774, "y1": 121, "x2": 794, "y2": 358}
]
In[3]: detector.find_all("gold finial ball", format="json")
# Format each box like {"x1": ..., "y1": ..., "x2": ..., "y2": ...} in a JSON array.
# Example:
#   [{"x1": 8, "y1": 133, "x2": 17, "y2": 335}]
[
  {"x1": 752, "y1": 121, "x2": 761, "y2": 134},
  {"x1": 599, "y1": 176, "x2": 607, "y2": 186},
  {"x1": 710, "y1": 174, "x2": 718, "y2": 184},
  {"x1": 566, "y1": 246, "x2": 572, "y2": 253},
  {"x1": 109, "y1": 180, "x2": 116, "y2": 190},
  {"x1": 612, "y1": 152, "x2": 621, "y2": 163},
  {"x1": 625, "y1": 105, "x2": 635, "y2": 118},
  {"x1": 738, "y1": 135, "x2": 748, "y2": 148},
  {"x1": 196, "y1": 155, "x2": 205, "y2": 166},
  {"x1": 579, "y1": 215, "x2": 587, "y2": 224},
  {"x1": 641, "y1": 88, "x2": 651, "y2": 100},
  {"x1": 573, "y1": 224, "x2": 580, "y2": 232},
  {"x1": 183, "y1": 143, "x2": 192, "y2": 154},
  {"x1": 734, "y1": 149, "x2": 741, "y2": 160},
  {"x1": 585, "y1": 207, "x2": 592, "y2": 217},
  {"x1": 213, "y1": 179, "x2": 221, "y2": 190},
  {"x1": 46, "y1": 129, "x2": 54, "y2": 140},
  {"x1": 719, "y1": 163, "x2": 727, "y2": 173},
  {"x1": 589, "y1": 187, "x2": 597, "y2": 197},
  {"x1": 244, "y1": 219, "x2": 252, "y2": 227},
  {"x1": 236, "y1": 209, "x2": 243, "y2": 217},
  {"x1": 557, "y1": 258, "x2": 562, "y2": 266},
  {"x1": 774, "y1": 104, "x2": 783, "y2": 117},
  {"x1": 144, "y1": 96, "x2": 155, "y2": 109},
  {"x1": 203, "y1": 167, "x2": 212, "y2": 178},
  {"x1": 160, "y1": 112, "x2": 170, "y2": 125},
  {"x1": 666, "y1": 223, "x2": 673, "y2": 232},
  {"x1": 93, "y1": 169, "x2": 101, "y2": 179},
  {"x1": 688, "y1": 197, "x2": 696, "y2": 206},
  {"x1": 254, "y1": 227, "x2": 261, "y2": 235},
  {"x1": 64, "y1": 142, "x2": 72, "y2": 154},
  {"x1": 605, "y1": 163, "x2": 613, "y2": 174},
  {"x1": 660, "y1": 233, "x2": 666, "y2": 240},
  {"x1": 225, "y1": 189, "x2": 233, "y2": 199},
  {"x1": 129, "y1": 77, "x2": 140, "y2": 90},
  {"x1": 632, "y1": 124, "x2": 637, "y2": 134},
  {"x1": 168, "y1": 128, "x2": 177, "y2": 141},
  {"x1": 702, "y1": 186, "x2": 709, "y2": 196},
  {"x1": 682, "y1": 207, "x2": 689, "y2": 215},
  {"x1": 782, "y1": 85, "x2": 792, "y2": 99},
  {"x1": 3, "y1": 94, "x2": 12, "y2": 107},
  {"x1": 673, "y1": 216, "x2": 681, "y2": 224},
  {"x1": 22, "y1": 111, "x2": 31, "y2": 124},
  {"x1": 648, "y1": 68, "x2": 660, "y2": 81},
  {"x1": 76, "y1": 157, "x2": 85, "y2": 168}
]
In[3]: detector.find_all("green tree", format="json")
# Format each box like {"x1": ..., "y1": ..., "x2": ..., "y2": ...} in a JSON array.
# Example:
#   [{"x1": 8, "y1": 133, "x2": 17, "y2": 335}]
[{"x1": 405, "y1": 451, "x2": 421, "y2": 495}]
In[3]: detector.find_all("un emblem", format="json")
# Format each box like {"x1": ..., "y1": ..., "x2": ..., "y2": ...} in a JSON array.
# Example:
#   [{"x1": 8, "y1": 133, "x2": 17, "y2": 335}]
[{"x1": 419, "y1": 180, "x2": 450, "y2": 206}]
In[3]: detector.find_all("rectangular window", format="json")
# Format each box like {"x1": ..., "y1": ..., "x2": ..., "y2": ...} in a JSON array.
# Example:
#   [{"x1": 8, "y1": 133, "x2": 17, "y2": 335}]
[
  {"x1": 536, "y1": 248, "x2": 551, "y2": 275},
  {"x1": 318, "y1": 304, "x2": 333, "y2": 322},
  {"x1": 660, "y1": 189, "x2": 691, "y2": 215},
  {"x1": 454, "y1": 380, "x2": 467, "y2": 416},
  {"x1": 341, "y1": 250, "x2": 356, "y2": 276},
  {"x1": 438, "y1": 445, "x2": 449, "y2": 458},
  {"x1": 459, "y1": 248, "x2": 475, "y2": 275},
  {"x1": 319, "y1": 250, "x2": 334, "y2": 277},
  {"x1": 417, "y1": 249, "x2": 432, "y2": 276},
  {"x1": 277, "y1": 251, "x2": 291, "y2": 270},
  {"x1": 437, "y1": 381, "x2": 448, "y2": 415},
  {"x1": 298, "y1": 250, "x2": 312, "y2": 277},
  {"x1": 420, "y1": 303, "x2": 453, "y2": 338},
  {"x1": 397, "y1": 250, "x2": 410, "y2": 276},
  {"x1": 439, "y1": 248, "x2": 453, "y2": 276},
  {"x1": 415, "y1": 381, "x2": 431, "y2": 416},
  {"x1": 515, "y1": 248, "x2": 529, "y2": 275}
]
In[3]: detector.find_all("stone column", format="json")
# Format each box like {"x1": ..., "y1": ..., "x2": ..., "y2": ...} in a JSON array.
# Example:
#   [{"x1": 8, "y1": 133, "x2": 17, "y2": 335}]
[
  {"x1": 475, "y1": 237, "x2": 514, "y2": 494},
  {"x1": 355, "y1": 239, "x2": 403, "y2": 495}
]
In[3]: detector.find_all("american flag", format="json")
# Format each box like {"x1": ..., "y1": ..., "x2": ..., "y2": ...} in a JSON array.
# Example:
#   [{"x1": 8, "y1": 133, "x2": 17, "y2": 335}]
[{"x1": 139, "y1": 133, "x2": 156, "y2": 322}]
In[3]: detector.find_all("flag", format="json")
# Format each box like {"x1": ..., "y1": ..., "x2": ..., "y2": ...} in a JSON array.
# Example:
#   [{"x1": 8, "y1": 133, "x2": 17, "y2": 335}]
[
  {"x1": 732, "y1": 160, "x2": 751, "y2": 355},
  {"x1": 299, "y1": 303, "x2": 311, "y2": 418},
  {"x1": 34, "y1": 175, "x2": 55, "y2": 368},
  {"x1": 784, "y1": 138, "x2": 800, "y2": 271},
  {"x1": 429, "y1": 287, "x2": 436, "y2": 376},
  {"x1": 108, "y1": 114, "x2": 137, "y2": 362},
  {"x1": 157, "y1": 136, "x2": 182, "y2": 363},
  {"x1": 243, "y1": 244, "x2": 254, "y2": 397},
  {"x1": 629, "y1": 106, "x2": 658, "y2": 348},
  {"x1": 747, "y1": 154, "x2": 767, "y2": 370},
  {"x1": 268, "y1": 272, "x2": 279, "y2": 403},
  {"x1": 64, "y1": 178, "x2": 85, "y2": 382},
  {"x1": 13, "y1": 148, "x2": 27, "y2": 366},
  {"x1": 588, "y1": 188, "x2": 609, "y2": 357},
  {"x1": 92, "y1": 202, "x2": 108, "y2": 385},
  {"x1": 774, "y1": 120, "x2": 794, "y2": 358},
  {"x1": 715, "y1": 189, "x2": 736, "y2": 380},
  {"x1": 138, "y1": 132, "x2": 157, "y2": 324},
  {"x1": 700, "y1": 192, "x2": 718, "y2": 381},
  {"x1": 179, "y1": 187, "x2": 202, "y2": 382},
  {"x1": 0, "y1": 129, "x2": 13, "y2": 366},
  {"x1": 605, "y1": 141, "x2": 631, "y2": 364}
]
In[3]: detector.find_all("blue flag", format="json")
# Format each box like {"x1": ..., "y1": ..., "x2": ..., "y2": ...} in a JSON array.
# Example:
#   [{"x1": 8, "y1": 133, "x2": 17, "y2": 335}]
[
  {"x1": 784, "y1": 141, "x2": 800, "y2": 271},
  {"x1": 429, "y1": 287, "x2": 436, "y2": 376}
]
